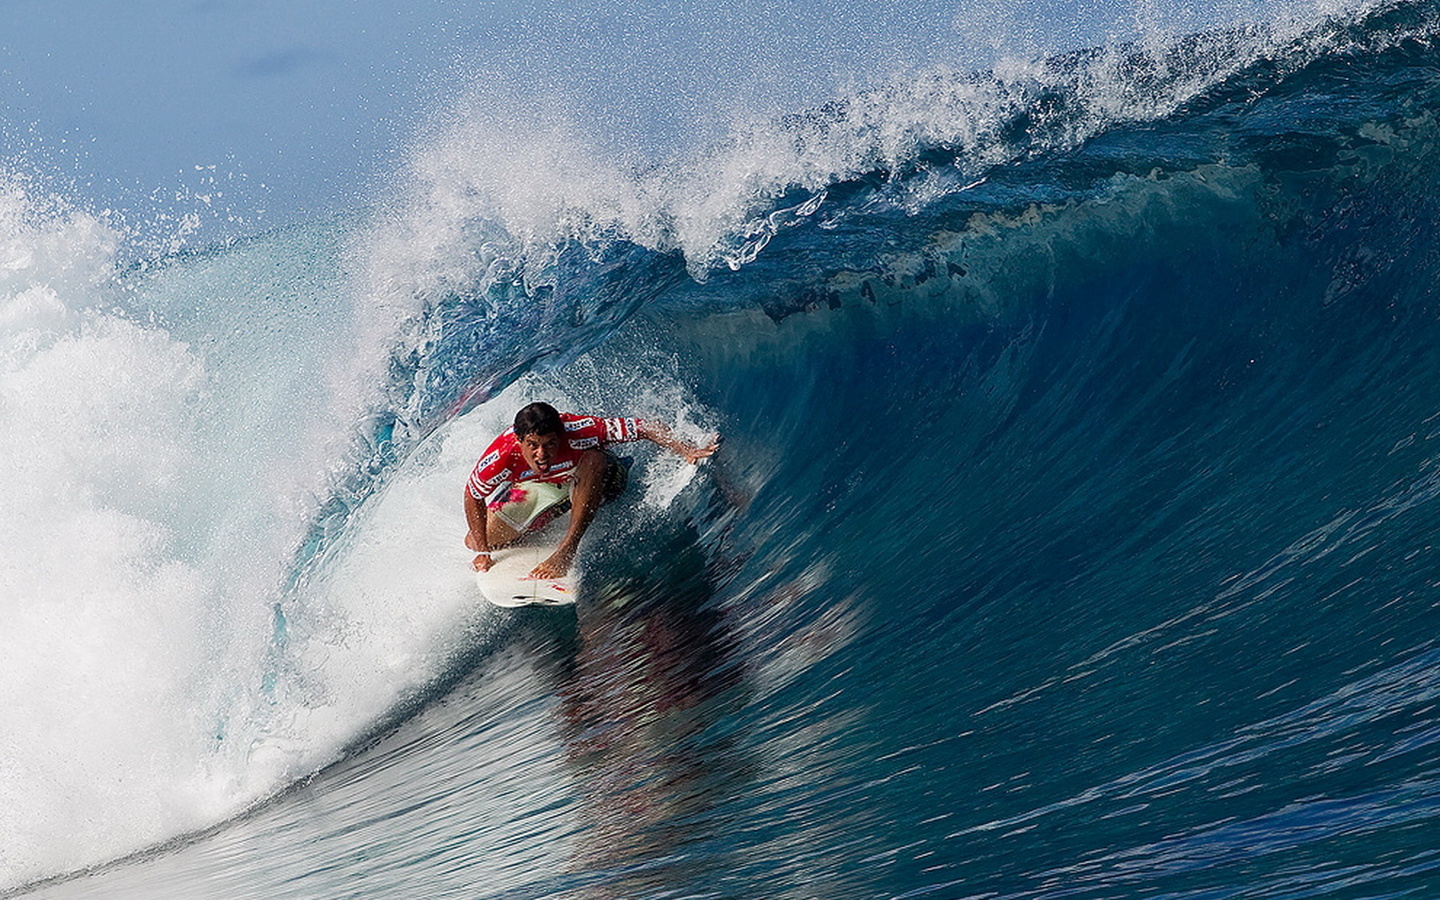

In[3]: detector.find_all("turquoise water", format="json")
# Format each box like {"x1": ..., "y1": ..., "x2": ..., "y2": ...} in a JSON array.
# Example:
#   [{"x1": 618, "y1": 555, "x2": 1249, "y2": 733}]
[{"x1": 7, "y1": 2, "x2": 1440, "y2": 897}]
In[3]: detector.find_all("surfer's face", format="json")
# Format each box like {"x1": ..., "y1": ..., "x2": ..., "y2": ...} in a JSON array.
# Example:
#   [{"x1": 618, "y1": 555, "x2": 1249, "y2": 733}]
[{"x1": 519, "y1": 431, "x2": 564, "y2": 474}]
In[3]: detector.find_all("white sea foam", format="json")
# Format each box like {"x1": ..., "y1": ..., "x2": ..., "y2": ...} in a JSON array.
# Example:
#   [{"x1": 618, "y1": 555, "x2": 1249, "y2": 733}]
[
  {"x1": 0, "y1": 174, "x2": 418, "y2": 891},
  {"x1": 0, "y1": 167, "x2": 713, "y2": 889},
  {"x1": 353, "y1": 0, "x2": 1392, "y2": 298},
  {"x1": 0, "y1": 175, "x2": 232, "y2": 887},
  {"x1": 0, "y1": 0, "x2": 1404, "y2": 888}
]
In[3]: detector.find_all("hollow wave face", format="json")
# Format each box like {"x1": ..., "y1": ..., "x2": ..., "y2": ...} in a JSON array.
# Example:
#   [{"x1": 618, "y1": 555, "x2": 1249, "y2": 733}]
[{"x1": 9, "y1": 0, "x2": 1440, "y2": 895}]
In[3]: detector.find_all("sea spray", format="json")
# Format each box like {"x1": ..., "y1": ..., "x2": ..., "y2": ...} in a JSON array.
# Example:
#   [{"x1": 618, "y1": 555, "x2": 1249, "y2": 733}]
[
  {"x1": 6, "y1": 0, "x2": 1438, "y2": 892},
  {"x1": 0, "y1": 175, "x2": 233, "y2": 887}
]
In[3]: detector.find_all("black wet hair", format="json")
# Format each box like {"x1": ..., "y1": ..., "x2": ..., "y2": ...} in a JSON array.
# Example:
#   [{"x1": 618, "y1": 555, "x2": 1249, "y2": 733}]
[{"x1": 513, "y1": 402, "x2": 564, "y2": 439}]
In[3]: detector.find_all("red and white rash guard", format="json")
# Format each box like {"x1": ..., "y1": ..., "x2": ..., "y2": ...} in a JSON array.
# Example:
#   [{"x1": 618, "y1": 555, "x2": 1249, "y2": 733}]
[{"x1": 467, "y1": 414, "x2": 640, "y2": 502}]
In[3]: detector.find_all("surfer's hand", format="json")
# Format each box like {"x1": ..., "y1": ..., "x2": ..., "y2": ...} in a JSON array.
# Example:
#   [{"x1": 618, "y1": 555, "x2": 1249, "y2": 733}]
[
  {"x1": 639, "y1": 421, "x2": 720, "y2": 464},
  {"x1": 682, "y1": 434, "x2": 721, "y2": 464},
  {"x1": 467, "y1": 531, "x2": 495, "y2": 571}
]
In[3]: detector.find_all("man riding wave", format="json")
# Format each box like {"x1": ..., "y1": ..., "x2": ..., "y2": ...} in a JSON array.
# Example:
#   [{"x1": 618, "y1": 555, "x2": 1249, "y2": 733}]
[{"x1": 464, "y1": 402, "x2": 720, "y2": 579}]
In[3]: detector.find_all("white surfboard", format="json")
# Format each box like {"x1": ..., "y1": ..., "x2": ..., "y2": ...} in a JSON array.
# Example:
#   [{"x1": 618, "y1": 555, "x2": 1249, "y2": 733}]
[{"x1": 474, "y1": 540, "x2": 577, "y2": 608}]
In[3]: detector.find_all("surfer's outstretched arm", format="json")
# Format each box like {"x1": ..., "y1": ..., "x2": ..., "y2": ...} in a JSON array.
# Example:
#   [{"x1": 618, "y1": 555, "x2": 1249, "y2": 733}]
[{"x1": 637, "y1": 421, "x2": 720, "y2": 463}]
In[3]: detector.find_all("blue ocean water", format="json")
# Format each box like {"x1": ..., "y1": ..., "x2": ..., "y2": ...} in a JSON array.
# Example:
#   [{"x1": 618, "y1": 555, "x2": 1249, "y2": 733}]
[{"x1": 6, "y1": 1, "x2": 1440, "y2": 897}]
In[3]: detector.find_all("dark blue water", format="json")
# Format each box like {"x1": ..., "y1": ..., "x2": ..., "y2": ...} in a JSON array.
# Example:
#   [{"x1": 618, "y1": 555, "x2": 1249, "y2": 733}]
[{"x1": 13, "y1": 2, "x2": 1440, "y2": 897}]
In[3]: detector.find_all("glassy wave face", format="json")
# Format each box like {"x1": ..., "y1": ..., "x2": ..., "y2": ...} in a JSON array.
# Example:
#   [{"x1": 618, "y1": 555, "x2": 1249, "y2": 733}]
[{"x1": 9, "y1": 2, "x2": 1440, "y2": 897}]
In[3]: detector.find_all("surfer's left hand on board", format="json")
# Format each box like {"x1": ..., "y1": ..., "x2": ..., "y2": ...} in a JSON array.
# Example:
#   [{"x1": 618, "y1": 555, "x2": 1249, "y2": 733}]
[{"x1": 465, "y1": 532, "x2": 494, "y2": 572}]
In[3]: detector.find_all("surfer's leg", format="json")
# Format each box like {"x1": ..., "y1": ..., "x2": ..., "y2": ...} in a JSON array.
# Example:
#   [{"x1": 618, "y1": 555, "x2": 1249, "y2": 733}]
[
  {"x1": 485, "y1": 514, "x2": 522, "y2": 548},
  {"x1": 478, "y1": 485, "x2": 535, "y2": 548},
  {"x1": 601, "y1": 452, "x2": 630, "y2": 503}
]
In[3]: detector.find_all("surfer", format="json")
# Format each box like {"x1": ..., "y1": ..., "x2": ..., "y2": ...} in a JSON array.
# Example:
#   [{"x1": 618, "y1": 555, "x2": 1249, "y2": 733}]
[{"x1": 464, "y1": 402, "x2": 720, "y2": 578}]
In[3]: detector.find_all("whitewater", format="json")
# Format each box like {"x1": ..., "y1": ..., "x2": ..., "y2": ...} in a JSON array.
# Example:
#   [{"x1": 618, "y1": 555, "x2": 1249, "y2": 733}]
[{"x1": 6, "y1": 0, "x2": 1440, "y2": 897}]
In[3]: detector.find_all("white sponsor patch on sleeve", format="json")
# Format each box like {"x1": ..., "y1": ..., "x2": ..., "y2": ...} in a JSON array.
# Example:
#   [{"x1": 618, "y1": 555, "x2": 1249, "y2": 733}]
[{"x1": 604, "y1": 417, "x2": 639, "y2": 441}]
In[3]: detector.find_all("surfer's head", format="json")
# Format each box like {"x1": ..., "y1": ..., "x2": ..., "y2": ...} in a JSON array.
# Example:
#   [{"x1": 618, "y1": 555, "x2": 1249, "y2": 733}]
[
  {"x1": 514, "y1": 402, "x2": 565, "y2": 474},
  {"x1": 514, "y1": 402, "x2": 564, "y2": 439}
]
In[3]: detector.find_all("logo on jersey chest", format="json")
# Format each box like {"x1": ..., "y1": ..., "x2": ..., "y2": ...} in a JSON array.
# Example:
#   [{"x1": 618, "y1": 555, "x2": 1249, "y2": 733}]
[{"x1": 519, "y1": 459, "x2": 576, "y2": 481}]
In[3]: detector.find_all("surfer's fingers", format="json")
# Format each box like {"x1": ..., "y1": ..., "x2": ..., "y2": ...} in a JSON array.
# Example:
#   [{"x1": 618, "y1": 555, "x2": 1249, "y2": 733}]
[{"x1": 692, "y1": 436, "x2": 722, "y2": 460}]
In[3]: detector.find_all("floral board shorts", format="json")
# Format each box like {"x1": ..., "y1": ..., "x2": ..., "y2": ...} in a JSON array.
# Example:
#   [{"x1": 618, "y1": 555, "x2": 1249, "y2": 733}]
[{"x1": 488, "y1": 453, "x2": 630, "y2": 533}]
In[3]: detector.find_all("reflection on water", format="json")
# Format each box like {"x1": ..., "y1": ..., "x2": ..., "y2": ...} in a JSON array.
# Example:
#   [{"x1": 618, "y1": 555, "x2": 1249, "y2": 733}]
[
  {"x1": 557, "y1": 526, "x2": 752, "y2": 897},
  {"x1": 16, "y1": 509, "x2": 873, "y2": 900}
]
